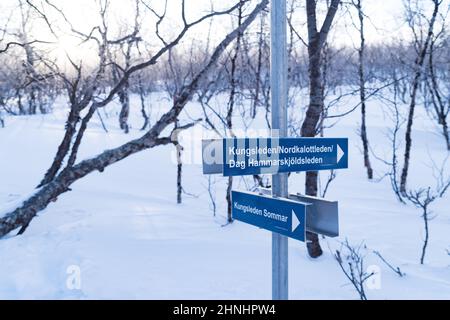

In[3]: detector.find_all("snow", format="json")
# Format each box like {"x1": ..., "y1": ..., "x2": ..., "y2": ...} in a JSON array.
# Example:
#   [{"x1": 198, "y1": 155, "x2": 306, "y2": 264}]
[{"x1": 0, "y1": 91, "x2": 449, "y2": 300}]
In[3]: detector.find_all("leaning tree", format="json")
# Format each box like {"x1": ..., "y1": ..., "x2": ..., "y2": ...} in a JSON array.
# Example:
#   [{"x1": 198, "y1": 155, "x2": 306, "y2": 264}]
[{"x1": 0, "y1": 0, "x2": 269, "y2": 238}]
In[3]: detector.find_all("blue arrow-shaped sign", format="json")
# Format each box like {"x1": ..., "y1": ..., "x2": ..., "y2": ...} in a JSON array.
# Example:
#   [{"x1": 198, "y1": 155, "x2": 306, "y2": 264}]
[
  {"x1": 223, "y1": 138, "x2": 348, "y2": 177},
  {"x1": 232, "y1": 191, "x2": 307, "y2": 242}
]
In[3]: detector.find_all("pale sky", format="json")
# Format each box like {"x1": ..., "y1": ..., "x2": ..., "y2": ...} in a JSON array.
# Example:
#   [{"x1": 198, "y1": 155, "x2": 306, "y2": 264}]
[
  {"x1": 0, "y1": 0, "x2": 446, "y2": 67},
  {"x1": 0, "y1": 0, "x2": 240, "y2": 65}
]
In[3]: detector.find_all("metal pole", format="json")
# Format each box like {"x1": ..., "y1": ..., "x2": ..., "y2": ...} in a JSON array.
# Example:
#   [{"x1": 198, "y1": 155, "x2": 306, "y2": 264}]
[{"x1": 271, "y1": 0, "x2": 288, "y2": 300}]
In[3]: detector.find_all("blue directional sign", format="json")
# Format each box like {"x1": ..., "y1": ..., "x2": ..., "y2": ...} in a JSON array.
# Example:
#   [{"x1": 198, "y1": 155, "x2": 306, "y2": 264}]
[
  {"x1": 232, "y1": 191, "x2": 307, "y2": 242},
  {"x1": 223, "y1": 138, "x2": 348, "y2": 177}
]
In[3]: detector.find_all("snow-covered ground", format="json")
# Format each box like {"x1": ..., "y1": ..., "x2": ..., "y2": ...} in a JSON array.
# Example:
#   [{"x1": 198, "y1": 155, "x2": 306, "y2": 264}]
[{"x1": 0, "y1": 91, "x2": 449, "y2": 300}]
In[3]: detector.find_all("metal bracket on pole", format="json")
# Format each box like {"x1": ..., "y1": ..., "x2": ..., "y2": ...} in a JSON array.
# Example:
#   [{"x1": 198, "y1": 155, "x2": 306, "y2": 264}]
[{"x1": 258, "y1": 188, "x2": 340, "y2": 238}]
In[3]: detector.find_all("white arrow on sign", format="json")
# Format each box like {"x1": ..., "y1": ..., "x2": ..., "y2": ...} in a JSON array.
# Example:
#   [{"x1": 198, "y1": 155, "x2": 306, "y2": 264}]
[
  {"x1": 292, "y1": 210, "x2": 301, "y2": 233},
  {"x1": 337, "y1": 144, "x2": 345, "y2": 164}
]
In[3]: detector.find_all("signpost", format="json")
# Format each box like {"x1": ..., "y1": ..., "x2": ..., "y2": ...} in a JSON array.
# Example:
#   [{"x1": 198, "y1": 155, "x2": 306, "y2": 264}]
[
  {"x1": 224, "y1": 138, "x2": 348, "y2": 176},
  {"x1": 201, "y1": 0, "x2": 348, "y2": 301},
  {"x1": 257, "y1": 188, "x2": 340, "y2": 238},
  {"x1": 232, "y1": 191, "x2": 307, "y2": 242},
  {"x1": 202, "y1": 137, "x2": 349, "y2": 176}
]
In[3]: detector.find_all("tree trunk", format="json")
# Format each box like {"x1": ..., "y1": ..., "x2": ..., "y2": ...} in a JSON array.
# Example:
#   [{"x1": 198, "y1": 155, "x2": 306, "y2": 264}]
[
  {"x1": 442, "y1": 119, "x2": 450, "y2": 151},
  {"x1": 252, "y1": 14, "x2": 265, "y2": 119},
  {"x1": 64, "y1": 105, "x2": 97, "y2": 170},
  {"x1": 177, "y1": 156, "x2": 183, "y2": 205},
  {"x1": 118, "y1": 85, "x2": 130, "y2": 134},
  {"x1": 302, "y1": 0, "x2": 341, "y2": 258},
  {"x1": 400, "y1": 0, "x2": 440, "y2": 194},
  {"x1": 302, "y1": 41, "x2": 324, "y2": 258},
  {"x1": 224, "y1": 1, "x2": 243, "y2": 224},
  {"x1": 175, "y1": 121, "x2": 183, "y2": 204},
  {"x1": 400, "y1": 76, "x2": 420, "y2": 195},
  {"x1": 38, "y1": 104, "x2": 82, "y2": 187},
  {"x1": 138, "y1": 76, "x2": 150, "y2": 131},
  {"x1": 226, "y1": 176, "x2": 233, "y2": 223},
  {"x1": 427, "y1": 40, "x2": 450, "y2": 151},
  {"x1": 356, "y1": 0, "x2": 373, "y2": 180},
  {"x1": 16, "y1": 89, "x2": 25, "y2": 115},
  {"x1": 420, "y1": 207, "x2": 429, "y2": 265},
  {"x1": 23, "y1": 39, "x2": 40, "y2": 115}
]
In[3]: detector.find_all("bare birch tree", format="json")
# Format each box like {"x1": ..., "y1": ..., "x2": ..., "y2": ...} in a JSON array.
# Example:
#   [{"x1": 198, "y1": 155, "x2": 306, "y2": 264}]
[
  {"x1": 302, "y1": 0, "x2": 341, "y2": 258},
  {"x1": 352, "y1": 0, "x2": 373, "y2": 180},
  {"x1": 425, "y1": 20, "x2": 450, "y2": 151},
  {"x1": 404, "y1": 179, "x2": 450, "y2": 264},
  {"x1": 0, "y1": 0, "x2": 269, "y2": 238},
  {"x1": 400, "y1": 0, "x2": 441, "y2": 194}
]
